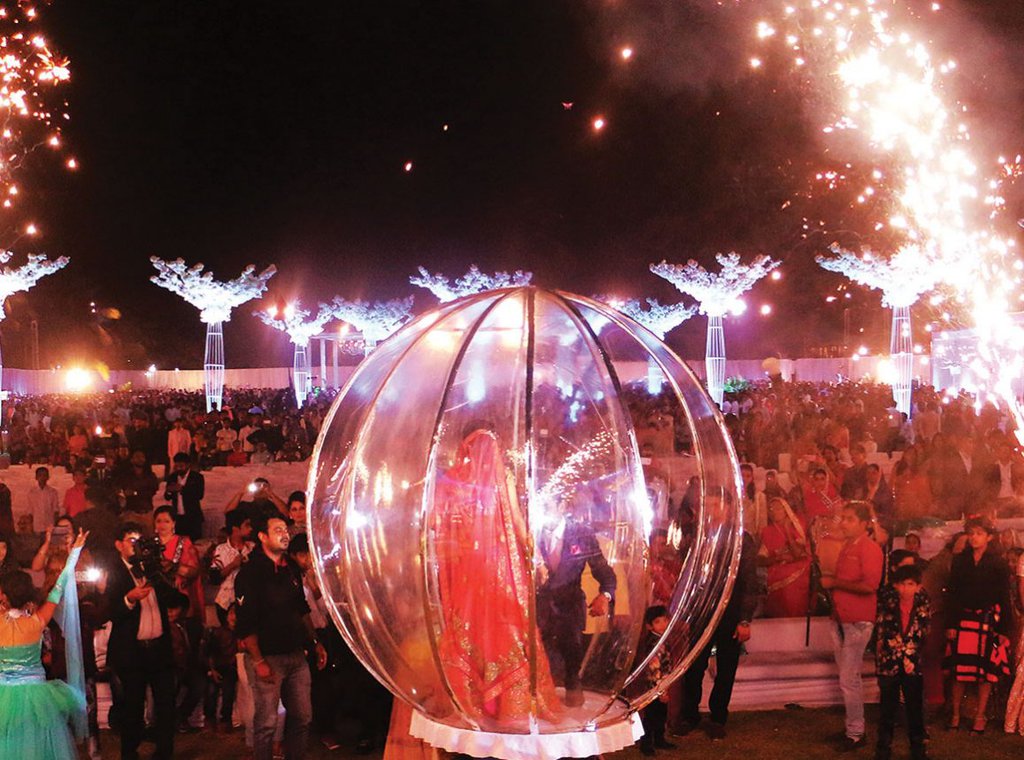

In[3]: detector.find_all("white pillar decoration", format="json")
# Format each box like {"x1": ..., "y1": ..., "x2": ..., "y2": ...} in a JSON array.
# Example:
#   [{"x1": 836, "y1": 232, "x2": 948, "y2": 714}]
[
  {"x1": 204, "y1": 321, "x2": 225, "y2": 412},
  {"x1": 150, "y1": 257, "x2": 276, "y2": 412},
  {"x1": 651, "y1": 252, "x2": 779, "y2": 408},
  {"x1": 255, "y1": 301, "x2": 334, "y2": 407},
  {"x1": 817, "y1": 245, "x2": 938, "y2": 418},
  {"x1": 706, "y1": 314, "x2": 726, "y2": 407},
  {"x1": 410, "y1": 265, "x2": 532, "y2": 302},
  {"x1": 0, "y1": 252, "x2": 69, "y2": 421},
  {"x1": 331, "y1": 297, "x2": 414, "y2": 357}
]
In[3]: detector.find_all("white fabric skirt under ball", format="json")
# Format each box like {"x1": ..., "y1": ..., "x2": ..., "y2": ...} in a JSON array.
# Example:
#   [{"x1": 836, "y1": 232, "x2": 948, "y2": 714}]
[{"x1": 408, "y1": 706, "x2": 643, "y2": 760}]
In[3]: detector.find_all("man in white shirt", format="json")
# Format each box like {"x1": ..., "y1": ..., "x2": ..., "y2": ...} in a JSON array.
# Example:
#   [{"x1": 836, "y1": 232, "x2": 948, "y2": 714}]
[
  {"x1": 25, "y1": 466, "x2": 59, "y2": 532},
  {"x1": 166, "y1": 418, "x2": 192, "y2": 464},
  {"x1": 238, "y1": 417, "x2": 257, "y2": 455},
  {"x1": 211, "y1": 511, "x2": 254, "y2": 621},
  {"x1": 215, "y1": 419, "x2": 238, "y2": 466}
]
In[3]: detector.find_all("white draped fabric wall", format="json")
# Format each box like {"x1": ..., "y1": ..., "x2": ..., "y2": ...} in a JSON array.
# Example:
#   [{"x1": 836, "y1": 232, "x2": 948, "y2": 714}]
[
  {"x1": 0, "y1": 355, "x2": 937, "y2": 397},
  {"x1": 1, "y1": 366, "x2": 357, "y2": 396}
]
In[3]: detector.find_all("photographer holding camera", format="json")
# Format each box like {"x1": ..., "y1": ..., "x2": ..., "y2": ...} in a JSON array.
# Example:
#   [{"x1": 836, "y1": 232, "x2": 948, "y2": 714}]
[{"x1": 106, "y1": 522, "x2": 176, "y2": 760}]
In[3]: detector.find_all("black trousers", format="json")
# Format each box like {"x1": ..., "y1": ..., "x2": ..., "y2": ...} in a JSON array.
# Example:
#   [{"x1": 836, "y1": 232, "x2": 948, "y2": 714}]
[
  {"x1": 538, "y1": 596, "x2": 586, "y2": 691},
  {"x1": 640, "y1": 699, "x2": 668, "y2": 751},
  {"x1": 877, "y1": 674, "x2": 926, "y2": 756},
  {"x1": 116, "y1": 645, "x2": 176, "y2": 760},
  {"x1": 681, "y1": 624, "x2": 742, "y2": 726}
]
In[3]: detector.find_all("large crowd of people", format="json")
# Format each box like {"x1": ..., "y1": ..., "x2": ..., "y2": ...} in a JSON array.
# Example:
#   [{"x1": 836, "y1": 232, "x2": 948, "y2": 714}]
[{"x1": 2, "y1": 378, "x2": 1024, "y2": 759}]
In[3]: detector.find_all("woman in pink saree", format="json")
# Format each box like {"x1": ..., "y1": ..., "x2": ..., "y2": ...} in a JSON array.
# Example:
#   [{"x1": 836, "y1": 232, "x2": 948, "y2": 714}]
[
  {"x1": 758, "y1": 497, "x2": 811, "y2": 618},
  {"x1": 432, "y1": 426, "x2": 562, "y2": 731}
]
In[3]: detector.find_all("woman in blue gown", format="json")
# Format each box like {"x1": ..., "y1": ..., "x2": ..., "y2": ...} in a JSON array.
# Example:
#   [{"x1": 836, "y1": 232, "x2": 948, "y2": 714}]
[{"x1": 0, "y1": 529, "x2": 87, "y2": 759}]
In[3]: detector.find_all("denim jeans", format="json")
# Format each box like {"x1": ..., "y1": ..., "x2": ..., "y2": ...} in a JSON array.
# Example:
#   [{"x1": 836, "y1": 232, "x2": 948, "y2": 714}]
[
  {"x1": 830, "y1": 621, "x2": 874, "y2": 739},
  {"x1": 245, "y1": 650, "x2": 313, "y2": 760}
]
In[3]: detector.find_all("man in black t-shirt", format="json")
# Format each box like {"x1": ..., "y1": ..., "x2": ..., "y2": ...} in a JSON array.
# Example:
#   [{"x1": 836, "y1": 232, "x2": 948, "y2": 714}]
[{"x1": 235, "y1": 513, "x2": 327, "y2": 760}]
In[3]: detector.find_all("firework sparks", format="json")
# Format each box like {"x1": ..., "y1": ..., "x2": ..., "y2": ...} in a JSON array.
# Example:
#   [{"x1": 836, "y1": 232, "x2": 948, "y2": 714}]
[
  {"x1": 754, "y1": 1, "x2": 1024, "y2": 427},
  {"x1": 0, "y1": 3, "x2": 73, "y2": 236}
]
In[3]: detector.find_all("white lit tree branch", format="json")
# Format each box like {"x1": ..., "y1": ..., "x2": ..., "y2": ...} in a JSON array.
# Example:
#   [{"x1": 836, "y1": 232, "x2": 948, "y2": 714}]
[
  {"x1": 150, "y1": 257, "x2": 276, "y2": 411},
  {"x1": 600, "y1": 297, "x2": 696, "y2": 340},
  {"x1": 651, "y1": 252, "x2": 779, "y2": 406},
  {"x1": 256, "y1": 300, "x2": 335, "y2": 407},
  {"x1": 331, "y1": 296, "x2": 414, "y2": 355},
  {"x1": 0, "y1": 251, "x2": 69, "y2": 421},
  {"x1": 410, "y1": 265, "x2": 533, "y2": 302}
]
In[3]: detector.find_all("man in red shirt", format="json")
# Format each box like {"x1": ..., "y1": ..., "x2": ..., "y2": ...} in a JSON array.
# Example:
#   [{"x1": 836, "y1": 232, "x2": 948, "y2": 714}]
[
  {"x1": 61, "y1": 467, "x2": 88, "y2": 518},
  {"x1": 821, "y1": 501, "x2": 884, "y2": 751}
]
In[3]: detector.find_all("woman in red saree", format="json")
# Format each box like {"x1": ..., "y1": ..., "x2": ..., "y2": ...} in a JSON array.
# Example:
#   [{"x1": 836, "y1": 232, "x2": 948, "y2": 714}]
[
  {"x1": 758, "y1": 497, "x2": 811, "y2": 618},
  {"x1": 432, "y1": 427, "x2": 562, "y2": 732}
]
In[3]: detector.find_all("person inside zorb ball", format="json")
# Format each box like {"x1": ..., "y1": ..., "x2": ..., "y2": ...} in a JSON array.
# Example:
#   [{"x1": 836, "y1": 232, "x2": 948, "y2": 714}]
[{"x1": 306, "y1": 287, "x2": 742, "y2": 759}]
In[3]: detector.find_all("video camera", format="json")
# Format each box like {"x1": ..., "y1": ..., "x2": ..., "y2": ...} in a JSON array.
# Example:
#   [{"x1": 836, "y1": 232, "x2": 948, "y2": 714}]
[{"x1": 129, "y1": 535, "x2": 169, "y2": 587}]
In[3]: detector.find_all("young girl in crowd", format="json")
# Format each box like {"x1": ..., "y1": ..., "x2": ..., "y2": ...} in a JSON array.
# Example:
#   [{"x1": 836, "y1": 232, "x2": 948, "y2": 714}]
[{"x1": 944, "y1": 516, "x2": 1012, "y2": 733}]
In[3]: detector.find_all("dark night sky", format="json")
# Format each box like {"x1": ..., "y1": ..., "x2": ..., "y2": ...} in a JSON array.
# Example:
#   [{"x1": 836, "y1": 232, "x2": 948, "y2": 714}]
[{"x1": 5, "y1": 0, "x2": 1024, "y2": 369}]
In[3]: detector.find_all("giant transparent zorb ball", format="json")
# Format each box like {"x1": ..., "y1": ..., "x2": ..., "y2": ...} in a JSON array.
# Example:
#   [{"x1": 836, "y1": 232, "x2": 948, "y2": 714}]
[{"x1": 307, "y1": 288, "x2": 742, "y2": 756}]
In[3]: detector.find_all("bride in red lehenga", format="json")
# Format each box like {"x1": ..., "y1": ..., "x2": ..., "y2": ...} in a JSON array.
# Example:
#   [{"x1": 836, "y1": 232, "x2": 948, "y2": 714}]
[{"x1": 432, "y1": 426, "x2": 562, "y2": 731}]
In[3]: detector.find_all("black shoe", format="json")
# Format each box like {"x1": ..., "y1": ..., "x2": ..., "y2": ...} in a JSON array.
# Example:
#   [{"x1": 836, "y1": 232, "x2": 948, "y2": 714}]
[
  {"x1": 654, "y1": 738, "x2": 677, "y2": 749},
  {"x1": 838, "y1": 736, "x2": 867, "y2": 752},
  {"x1": 640, "y1": 745, "x2": 656, "y2": 757},
  {"x1": 706, "y1": 722, "x2": 726, "y2": 741}
]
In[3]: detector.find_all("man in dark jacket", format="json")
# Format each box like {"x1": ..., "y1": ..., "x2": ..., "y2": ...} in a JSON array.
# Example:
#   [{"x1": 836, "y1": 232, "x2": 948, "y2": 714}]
[
  {"x1": 536, "y1": 491, "x2": 617, "y2": 707},
  {"x1": 163, "y1": 452, "x2": 205, "y2": 540},
  {"x1": 105, "y1": 522, "x2": 175, "y2": 760},
  {"x1": 676, "y1": 510, "x2": 758, "y2": 740}
]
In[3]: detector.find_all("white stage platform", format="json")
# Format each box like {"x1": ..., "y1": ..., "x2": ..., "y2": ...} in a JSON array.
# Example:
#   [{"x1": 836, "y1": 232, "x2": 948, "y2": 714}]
[{"x1": 724, "y1": 616, "x2": 878, "y2": 711}]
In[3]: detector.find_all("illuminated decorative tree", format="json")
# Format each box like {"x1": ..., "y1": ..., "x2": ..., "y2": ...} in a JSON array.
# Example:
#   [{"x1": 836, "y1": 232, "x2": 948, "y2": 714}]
[
  {"x1": 817, "y1": 244, "x2": 938, "y2": 416},
  {"x1": 601, "y1": 297, "x2": 696, "y2": 340},
  {"x1": 150, "y1": 258, "x2": 276, "y2": 411},
  {"x1": 0, "y1": 252, "x2": 69, "y2": 419},
  {"x1": 256, "y1": 300, "x2": 335, "y2": 407},
  {"x1": 651, "y1": 252, "x2": 779, "y2": 407},
  {"x1": 331, "y1": 296, "x2": 414, "y2": 356},
  {"x1": 410, "y1": 265, "x2": 532, "y2": 302}
]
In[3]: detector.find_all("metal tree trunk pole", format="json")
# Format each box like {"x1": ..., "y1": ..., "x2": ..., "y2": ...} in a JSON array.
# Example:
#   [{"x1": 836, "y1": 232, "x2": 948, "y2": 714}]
[
  {"x1": 890, "y1": 304, "x2": 913, "y2": 417},
  {"x1": 706, "y1": 314, "x2": 726, "y2": 408},
  {"x1": 293, "y1": 341, "x2": 311, "y2": 407},
  {"x1": 204, "y1": 320, "x2": 225, "y2": 412}
]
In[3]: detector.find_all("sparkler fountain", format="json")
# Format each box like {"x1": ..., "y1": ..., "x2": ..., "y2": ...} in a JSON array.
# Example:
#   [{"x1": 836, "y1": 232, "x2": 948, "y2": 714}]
[
  {"x1": 410, "y1": 265, "x2": 533, "y2": 302},
  {"x1": 817, "y1": 245, "x2": 937, "y2": 417},
  {"x1": 751, "y1": 2, "x2": 1024, "y2": 429},
  {"x1": 150, "y1": 258, "x2": 276, "y2": 412},
  {"x1": 0, "y1": 252, "x2": 68, "y2": 419},
  {"x1": 651, "y1": 253, "x2": 778, "y2": 407},
  {"x1": 256, "y1": 300, "x2": 335, "y2": 407},
  {"x1": 330, "y1": 296, "x2": 414, "y2": 356}
]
